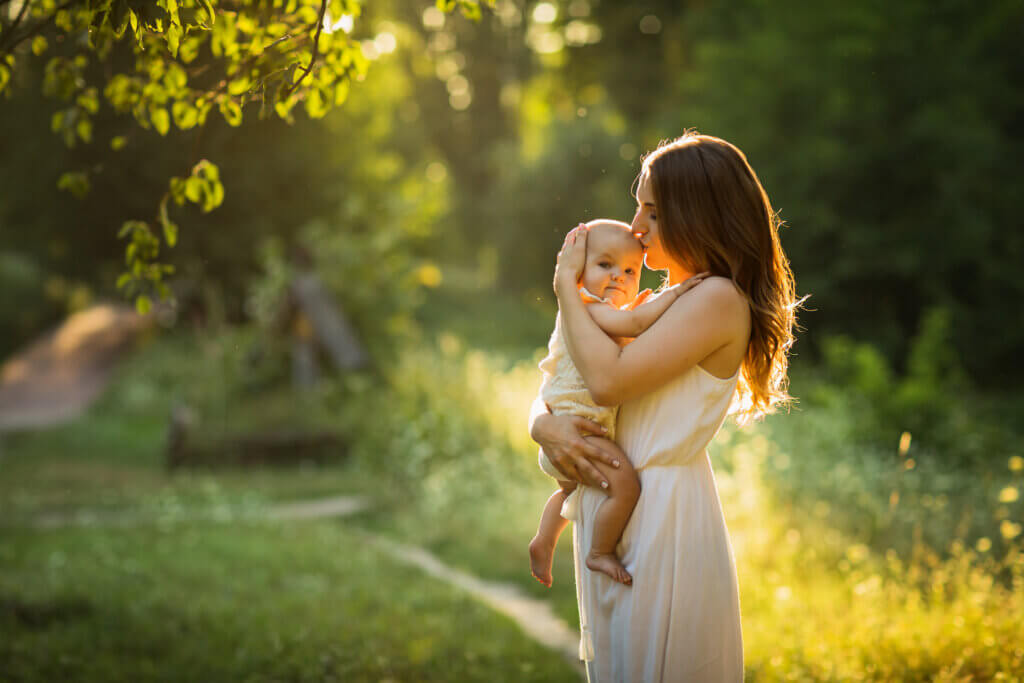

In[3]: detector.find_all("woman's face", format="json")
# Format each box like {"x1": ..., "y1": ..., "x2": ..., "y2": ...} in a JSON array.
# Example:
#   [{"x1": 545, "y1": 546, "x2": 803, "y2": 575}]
[{"x1": 631, "y1": 173, "x2": 669, "y2": 271}]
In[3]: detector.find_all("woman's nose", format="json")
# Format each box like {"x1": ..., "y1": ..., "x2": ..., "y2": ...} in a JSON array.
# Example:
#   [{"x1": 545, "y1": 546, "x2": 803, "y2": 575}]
[{"x1": 631, "y1": 214, "x2": 646, "y2": 236}]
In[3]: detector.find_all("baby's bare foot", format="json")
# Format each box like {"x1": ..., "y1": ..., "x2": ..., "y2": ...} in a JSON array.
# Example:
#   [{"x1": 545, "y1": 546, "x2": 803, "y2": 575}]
[
  {"x1": 586, "y1": 551, "x2": 632, "y2": 585},
  {"x1": 529, "y1": 536, "x2": 555, "y2": 588}
]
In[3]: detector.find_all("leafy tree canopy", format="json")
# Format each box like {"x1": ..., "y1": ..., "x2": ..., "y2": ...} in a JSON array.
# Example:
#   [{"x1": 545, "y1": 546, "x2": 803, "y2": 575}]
[{"x1": 0, "y1": 0, "x2": 488, "y2": 312}]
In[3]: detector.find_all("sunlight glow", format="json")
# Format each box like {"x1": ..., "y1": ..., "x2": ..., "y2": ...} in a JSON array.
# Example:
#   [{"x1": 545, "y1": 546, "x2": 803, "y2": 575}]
[
  {"x1": 425, "y1": 162, "x2": 447, "y2": 183},
  {"x1": 450, "y1": 91, "x2": 472, "y2": 111},
  {"x1": 446, "y1": 75, "x2": 469, "y2": 96},
  {"x1": 375, "y1": 32, "x2": 397, "y2": 55},
  {"x1": 532, "y1": 3, "x2": 557, "y2": 24},
  {"x1": 565, "y1": 20, "x2": 602, "y2": 47},
  {"x1": 529, "y1": 29, "x2": 564, "y2": 54},
  {"x1": 360, "y1": 40, "x2": 379, "y2": 60},
  {"x1": 422, "y1": 7, "x2": 445, "y2": 30},
  {"x1": 322, "y1": 12, "x2": 354, "y2": 34},
  {"x1": 496, "y1": 0, "x2": 522, "y2": 27}
]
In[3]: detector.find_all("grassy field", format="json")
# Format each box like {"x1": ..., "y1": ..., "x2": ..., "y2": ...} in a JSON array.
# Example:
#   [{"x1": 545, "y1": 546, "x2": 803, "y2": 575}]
[{"x1": 2, "y1": 326, "x2": 1023, "y2": 681}]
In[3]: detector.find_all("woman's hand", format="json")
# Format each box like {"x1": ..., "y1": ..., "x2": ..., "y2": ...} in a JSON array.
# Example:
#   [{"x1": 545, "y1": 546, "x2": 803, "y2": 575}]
[
  {"x1": 531, "y1": 412, "x2": 622, "y2": 490},
  {"x1": 553, "y1": 223, "x2": 589, "y2": 297}
]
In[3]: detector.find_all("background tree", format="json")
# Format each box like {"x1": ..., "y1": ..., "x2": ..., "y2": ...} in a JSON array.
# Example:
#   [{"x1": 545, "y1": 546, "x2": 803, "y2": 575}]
[{"x1": 0, "y1": 0, "x2": 488, "y2": 315}]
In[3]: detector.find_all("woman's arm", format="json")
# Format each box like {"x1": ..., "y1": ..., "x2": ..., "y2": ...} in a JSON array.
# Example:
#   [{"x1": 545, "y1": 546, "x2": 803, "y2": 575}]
[{"x1": 555, "y1": 229, "x2": 748, "y2": 406}]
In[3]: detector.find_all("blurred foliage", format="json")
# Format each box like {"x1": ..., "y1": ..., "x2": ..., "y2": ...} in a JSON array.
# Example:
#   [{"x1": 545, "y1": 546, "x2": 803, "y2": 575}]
[
  {"x1": 1, "y1": 0, "x2": 1022, "y2": 387},
  {"x1": 0, "y1": 0, "x2": 487, "y2": 317}
]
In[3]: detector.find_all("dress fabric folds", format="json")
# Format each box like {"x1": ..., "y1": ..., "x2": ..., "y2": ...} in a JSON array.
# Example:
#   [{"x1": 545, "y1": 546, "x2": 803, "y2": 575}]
[{"x1": 570, "y1": 365, "x2": 743, "y2": 682}]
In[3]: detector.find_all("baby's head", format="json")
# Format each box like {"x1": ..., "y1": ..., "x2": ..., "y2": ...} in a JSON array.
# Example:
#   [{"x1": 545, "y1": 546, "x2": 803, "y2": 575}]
[{"x1": 580, "y1": 219, "x2": 644, "y2": 308}]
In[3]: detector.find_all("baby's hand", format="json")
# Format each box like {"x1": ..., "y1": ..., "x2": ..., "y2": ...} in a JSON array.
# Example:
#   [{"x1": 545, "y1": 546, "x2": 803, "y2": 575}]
[
  {"x1": 625, "y1": 288, "x2": 653, "y2": 310},
  {"x1": 669, "y1": 272, "x2": 711, "y2": 298}
]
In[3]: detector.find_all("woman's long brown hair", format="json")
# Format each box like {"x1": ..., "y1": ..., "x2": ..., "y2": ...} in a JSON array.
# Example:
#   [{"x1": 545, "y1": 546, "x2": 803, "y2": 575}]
[{"x1": 641, "y1": 132, "x2": 802, "y2": 424}]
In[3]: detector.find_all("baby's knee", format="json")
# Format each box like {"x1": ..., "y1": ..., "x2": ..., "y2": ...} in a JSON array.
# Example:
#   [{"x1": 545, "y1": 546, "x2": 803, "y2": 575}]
[{"x1": 608, "y1": 465, "x2": 641, "y2": 504}]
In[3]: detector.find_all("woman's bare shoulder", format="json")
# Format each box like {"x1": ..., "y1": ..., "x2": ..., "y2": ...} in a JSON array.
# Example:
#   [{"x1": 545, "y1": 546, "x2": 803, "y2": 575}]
[{"x1": 675, "y1": 276, "x2": 748, "y2": 318}]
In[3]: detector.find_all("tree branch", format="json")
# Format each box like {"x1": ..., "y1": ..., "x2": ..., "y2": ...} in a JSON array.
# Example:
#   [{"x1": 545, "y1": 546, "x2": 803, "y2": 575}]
[
  {"x1": 0, "y1": 0, "x2": 77, "y2": 58},
  {"x1": 0, "y1": 0, "x2": 31, "y2": 52},
  {"x1": 284, "y1": 0, "x2": 327, "y2": 98}
]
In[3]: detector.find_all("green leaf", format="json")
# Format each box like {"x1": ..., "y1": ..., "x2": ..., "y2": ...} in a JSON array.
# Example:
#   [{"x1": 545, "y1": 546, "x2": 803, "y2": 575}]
[
  {"x1": 164, "y1": 64, "x2": 187, "y2": 91},
  {"x1": 219, "y1": 98, "x2": 242, "y2": 126},
  {"x1": 227, "y1": 76, "x2": 251, "y2": 96},
  {"x1": 166, "y1": 23, "x2": 182, "y2": 58},
  {"x1": 158, "y1": 197, "x2": 178, "y2": 247},
  {"x1": 334, "y1": 79, "x2": 349, "y2": 106},
  {"x1": 151, "y1": 107, "x2": 170, "y2": 135},
  {"x1": 135, "y1": 295, "x2": 152, "y2": 314},
  {"x1": 169, "y1": 176, "x2": 186, "y2": 204},
  {"x1": 184, "y1": 177, "x2": 203, "y2": 203},
  {"x1": 305, "y1": 86, "x2": 326, "y2": 118},
  {"x1": 205, "y1": 181, "x2": 224, "y2": 212},
  {"x1": 57, "y1": 171, "x2": 90, "y2": 199},
  {"x1": 76, "y1": 117, "x2": 92, "y2": 143},
  {"x1": 112, "y1": 0, "x2": 131, "y2": 38},
  {"x1": 116, "y1": 273, "x2": 132, "y2": 290},
  {"x1": 172, "y1": 100, "x2": 198, "y2": 129},
  {"x1": 31, "y1": 36, "x2": 49, "y2": 56},
  {"x1": 76, "y1": 88, "x2": 100, "y2": 114},
  {"x1": 110, "y1": 135, "x2": 128, "y2": 151},
  {"x1": 0, "y1": 64, "x2": 11, "y2": 96},
  {"x1": 459, "y1": 1, "x2": 482, "y2": 21},
  {"x1": 200, "y1": 0, "x2": 215, "y2": 26}
]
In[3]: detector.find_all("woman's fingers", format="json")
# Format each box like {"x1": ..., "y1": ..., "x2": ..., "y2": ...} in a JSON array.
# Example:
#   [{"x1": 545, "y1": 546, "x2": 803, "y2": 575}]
[
  {"x1": 581, "y1": 436, "x2": 622, "y2": 469},
  {"x1": 572, "y1": 416, "x2": 608, "y2": 437},
  {"x1": 574, "y1": 456, "x2": 610, "y2": 490}
]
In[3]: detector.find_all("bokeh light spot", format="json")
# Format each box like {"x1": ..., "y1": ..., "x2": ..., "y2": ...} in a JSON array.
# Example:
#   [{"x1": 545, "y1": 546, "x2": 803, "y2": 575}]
[
  {"x1": 639, "y1": 15, "x2": 662, "y2": 35},
  {"x1": 422, "y1": 7, "x2": 445, "y2": 30},
  {"x1": 533, "y1": 3, "x2": 557, "y2": 24}
]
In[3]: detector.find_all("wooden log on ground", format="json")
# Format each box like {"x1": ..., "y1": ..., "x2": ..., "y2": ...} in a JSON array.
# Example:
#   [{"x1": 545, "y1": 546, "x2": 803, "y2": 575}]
[{"x1": 166, "y1": 405, "x2": 347, "y2": 469}]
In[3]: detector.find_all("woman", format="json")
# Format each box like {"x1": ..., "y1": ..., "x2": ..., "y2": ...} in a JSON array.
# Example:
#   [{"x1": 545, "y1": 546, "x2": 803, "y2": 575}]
[{"x1": 531, "y1": 132, "x2": 799, "y2": 681}]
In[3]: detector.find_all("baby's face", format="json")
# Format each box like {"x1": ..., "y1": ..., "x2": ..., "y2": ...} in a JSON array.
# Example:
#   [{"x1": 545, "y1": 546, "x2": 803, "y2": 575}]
[{"x1": 580, "y1": 223, "x2": 644, "y2": 308}]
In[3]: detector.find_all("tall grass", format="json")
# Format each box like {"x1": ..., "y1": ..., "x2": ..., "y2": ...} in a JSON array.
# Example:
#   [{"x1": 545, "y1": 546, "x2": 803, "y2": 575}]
[{"x1": 335, "y1": 331, "x2": 1024, "y2": 680}]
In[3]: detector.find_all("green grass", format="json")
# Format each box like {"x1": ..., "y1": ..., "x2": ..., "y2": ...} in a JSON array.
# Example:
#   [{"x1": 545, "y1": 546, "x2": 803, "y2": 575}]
[
  {"x1": 0, "y1": 521, "x2": 577, "y2": 682},
  {"x1": 3, "y1": 327, "x2": 1024, "y2": 681}
]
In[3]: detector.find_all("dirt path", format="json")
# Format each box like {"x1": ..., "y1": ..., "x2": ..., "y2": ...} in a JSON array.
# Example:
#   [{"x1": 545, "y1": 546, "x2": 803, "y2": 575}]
[
  {"x1": 370, "y1": 535, "x2": 583, "y2": 670},
  {"x1": 0, "y1": 304, "x2": 150, "y2": 431}
]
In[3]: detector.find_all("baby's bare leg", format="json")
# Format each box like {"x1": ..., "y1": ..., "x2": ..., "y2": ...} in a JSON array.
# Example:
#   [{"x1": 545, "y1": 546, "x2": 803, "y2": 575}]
[
  {"x1": 529, "y1": 481, "x2": 576, "y2": 588},
  {"x1": 584, "y1": 439, "x2": 640, "y2": 585}
]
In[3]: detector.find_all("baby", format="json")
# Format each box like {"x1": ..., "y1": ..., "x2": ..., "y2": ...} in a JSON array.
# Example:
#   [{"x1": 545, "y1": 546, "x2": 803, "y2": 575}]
[{"x1": 529, "y1": 219, "x2": 691, "y2": 587}]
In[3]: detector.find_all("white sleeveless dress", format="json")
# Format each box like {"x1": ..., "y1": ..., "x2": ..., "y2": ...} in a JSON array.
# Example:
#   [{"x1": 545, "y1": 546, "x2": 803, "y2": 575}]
[{"x1": 569, "y1": 364, "x2": 743, "y2": 682}]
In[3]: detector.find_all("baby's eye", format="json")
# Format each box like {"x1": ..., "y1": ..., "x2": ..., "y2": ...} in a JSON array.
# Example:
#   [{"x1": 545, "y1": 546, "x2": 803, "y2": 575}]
[
  {"x1": 626, "y1": 268, "x2": 636, "y2": 275},
  {"x1": 598, "y1": 261, "x2": 611, "y2": 268}
]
